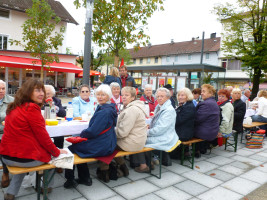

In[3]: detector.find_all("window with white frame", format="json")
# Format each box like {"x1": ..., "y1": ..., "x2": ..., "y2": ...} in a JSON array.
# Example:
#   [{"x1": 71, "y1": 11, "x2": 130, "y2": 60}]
[
  {"x1": 0, "y1": 8, "x2": 10, "y2": 18},
  {"x1": 175, "y1": 55, "x2": 178, "y2": 62},
  {"x1": 155, "y1": 57, "x2": 158, "y2": 63},
  {"x1": 140, "y1": 58, "x2": 143, "y2": 64},
  {"x1": 205, "y1": 53, "x2": 210, "y2": 60},
  {"x1": 133, "y1": 59, "x2": 136, "y2": 64},
  {"x1": 166, "y1": 56, "x2": 170, "y2": 62},
  {"x1": 0, "y1": 35, "x2": 8, "y2": 50},
  {"x1": 147, "y1": 58, "x2": 151, "y2": 64},
  {"x1": 188, "y1": 54, "x2": 192, "y2": 60}
]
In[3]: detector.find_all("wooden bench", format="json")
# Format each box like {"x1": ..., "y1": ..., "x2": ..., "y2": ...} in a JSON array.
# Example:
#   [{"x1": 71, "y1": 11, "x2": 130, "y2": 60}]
[
  {"x1": 180, "y1": 138, "x2": 204, "y2": 169},
  {"x1": 7, "y1": 147, "x2": 156, "y2": 200}
]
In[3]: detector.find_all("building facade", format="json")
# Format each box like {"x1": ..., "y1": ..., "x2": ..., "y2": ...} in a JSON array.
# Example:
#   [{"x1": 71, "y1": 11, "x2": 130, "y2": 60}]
[{"x1": 0, "y1": 0, "x2": 81, "y2": 92}]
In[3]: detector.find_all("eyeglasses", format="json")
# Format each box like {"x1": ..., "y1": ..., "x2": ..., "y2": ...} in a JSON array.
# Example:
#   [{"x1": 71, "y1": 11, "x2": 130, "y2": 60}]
[{"x1": 81, "y1": 91, "x2": 89, "y2": 93}]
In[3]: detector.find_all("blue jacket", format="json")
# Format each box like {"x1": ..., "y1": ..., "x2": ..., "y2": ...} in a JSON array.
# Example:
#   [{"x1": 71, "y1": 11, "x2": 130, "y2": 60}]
[
  {"x1": 68, "y1": 103, "x2": 117, "y2": 158},
  {"x1": 103, "y1": 75, "x2": 122, "y2": 88},
  {"x1": 145, "y1": 99, "x2": 178, "y2": 151},
  {"x1": 72, "y1": 96, "x2": 97, "y2": 117},
  {"x1": 194, "y1": 97, "x2": 220, "y2": 141},
  {"x1": 175, "y1": 101, "x2": 196, "y2": 141}
]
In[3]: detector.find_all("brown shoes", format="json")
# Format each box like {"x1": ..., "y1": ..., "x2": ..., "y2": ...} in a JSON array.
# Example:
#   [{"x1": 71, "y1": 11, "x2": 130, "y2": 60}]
[
  {"x1": 4, "y1": 193, "x2": 14, "y2": 200},
  {"x1": 56, "y1": 168, "x2": 63, "y2": 173},
  {"x1": 1, "y1": 172, "x2": 10, "y2": 188},
  {"x1": 134, "y1": 166, "x2": 150, "y2": 173}
]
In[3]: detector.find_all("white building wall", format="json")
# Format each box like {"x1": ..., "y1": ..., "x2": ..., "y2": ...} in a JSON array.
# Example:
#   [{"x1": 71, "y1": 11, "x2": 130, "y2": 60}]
[
  {"x1": 0, "y1": 10, "x2": 67, "y2": 53},
  {"x1": 161, "y1": 52, "x2": 220, "y2": 66}
]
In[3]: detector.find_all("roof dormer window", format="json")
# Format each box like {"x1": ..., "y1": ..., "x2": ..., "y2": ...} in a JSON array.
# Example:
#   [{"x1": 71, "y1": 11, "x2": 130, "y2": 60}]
[{"x1": 0, "y1": 8, "x2": 10, "y2": 18}]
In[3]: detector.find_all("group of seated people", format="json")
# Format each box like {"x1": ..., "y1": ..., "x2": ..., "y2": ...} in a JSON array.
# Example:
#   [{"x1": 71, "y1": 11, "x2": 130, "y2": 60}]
[{"x1": 0, "y1": 77, "x2": 262, "y2": 200}]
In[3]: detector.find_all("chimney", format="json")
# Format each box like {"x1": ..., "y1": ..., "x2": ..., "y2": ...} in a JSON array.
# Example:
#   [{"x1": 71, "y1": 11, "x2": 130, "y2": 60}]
[
  {"x1": 171, "y1": 39, "x2": 174, "y2": 44},
  {"x1": 210, "y1": 33, "x2": 216, "y2": 39},
  {"x1": 192, "y1": 37, "x2": 195, "y2": 41},
  {"x1": 148, "y1": 42, "x2": 152, "y2": 48}
]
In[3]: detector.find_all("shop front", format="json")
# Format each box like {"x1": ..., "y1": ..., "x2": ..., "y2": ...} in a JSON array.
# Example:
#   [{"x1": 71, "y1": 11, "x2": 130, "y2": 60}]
[{"x1": 0, "y1": 51, "x2": 82, "y2": 95}]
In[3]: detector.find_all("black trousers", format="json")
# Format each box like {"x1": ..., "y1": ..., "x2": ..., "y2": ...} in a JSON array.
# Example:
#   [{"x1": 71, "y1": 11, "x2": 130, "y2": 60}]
[
  {"x1": 65, "y1": 163, "x2": 90, "y2": 181},
  {"x1": 53, "y1": 136, "x2": 64, "y2": 148}
]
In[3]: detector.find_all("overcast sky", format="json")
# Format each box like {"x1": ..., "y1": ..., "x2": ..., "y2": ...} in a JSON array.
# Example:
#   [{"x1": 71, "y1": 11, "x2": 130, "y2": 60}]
[{"x1": 58, "y1": 0, "x2": 234, "y2": 55}]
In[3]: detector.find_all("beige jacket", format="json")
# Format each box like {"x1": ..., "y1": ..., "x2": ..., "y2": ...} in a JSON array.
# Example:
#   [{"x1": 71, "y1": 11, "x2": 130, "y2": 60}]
[{"x1": 116, "y1": 100, "x2": 147, "y2": 152}]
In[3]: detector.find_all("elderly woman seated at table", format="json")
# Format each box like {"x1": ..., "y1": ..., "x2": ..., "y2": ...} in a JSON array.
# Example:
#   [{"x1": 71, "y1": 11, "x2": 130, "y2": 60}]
[
  {"x1": 72, "y1": 84, "x2": 96, "y2": 118},
  {"x1": 110, "y1": 82, "x2": 122, "y2": 113},
  {"x1": 133, "y1": 88, "x2": 179, "y2": 172},
  {"x1": 194, "y1": 84, "x2": 220, "y2": 157},
  {"x1": 44, "y1": 85, "x2": 66, "y2": 157},
  {"x1": 170, "y1": 88, "x2": 196, "y2": 159},
  {"x1": 140, "y1": 84, "x2": 158, "y2": 114},
  {"x1": 98, "y1": 87, "x2": 148, "y2": 182},
  {"x1": 251, "y1": 90, "x2": 267, "y2": 125},
  {"x1": 0, "y1": 79, "x2": 66, "y2": 200},
  {"x1": 232, "y1": 88, "x2": 246, "y2": 133},
  {"x1": 64, "y1": 84, "x2": 117, "y2": 188},
  {"x1": 217, "y1": 89, "x2": 234, "y2": 138}
]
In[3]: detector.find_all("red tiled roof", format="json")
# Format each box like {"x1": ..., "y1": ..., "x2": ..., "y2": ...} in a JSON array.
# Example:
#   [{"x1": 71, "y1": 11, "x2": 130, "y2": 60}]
[
  {"x1": 129, "y1": 37, "x2": 221, "y2": 58},
  {"x1": 0, "y1": 0, "x2": 78, "y2": 25}
]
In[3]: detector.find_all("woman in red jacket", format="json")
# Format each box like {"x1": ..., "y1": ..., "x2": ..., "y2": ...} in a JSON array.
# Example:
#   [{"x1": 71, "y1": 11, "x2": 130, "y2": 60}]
[{"x1": 0, "y1": 79, "x2": 66, "y2": 200}]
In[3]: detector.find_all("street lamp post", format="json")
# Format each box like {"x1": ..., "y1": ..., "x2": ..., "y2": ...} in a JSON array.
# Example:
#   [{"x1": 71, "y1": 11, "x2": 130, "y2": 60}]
[{"x1": 82, "y1": 0, "x2": 94, "y2": 86}]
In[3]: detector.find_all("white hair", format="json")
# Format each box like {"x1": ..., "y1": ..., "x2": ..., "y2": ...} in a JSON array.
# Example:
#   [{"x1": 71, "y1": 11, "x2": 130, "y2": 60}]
[
  {"x1": 177, "y1": 88, "x2": 194, "y2": 101},
  {"x1": 110, "y1": 82, "x2": 120, "y2": 90},
  {"x1": 232, "y1": 88, "x2": 241, "y2": 95},
  {"x1": 44, "y1": 85, "x2": 56, "y2": 96},
  {"x1": 95, "y1": 84, "x2": 112, "y2": 99},
  {"x1": 156, "y1": 87, "x2": 171, "y2": 98},
  {"x1": 0, "y1": 80, "x2": 6, "y2": 86},
  {"x1": 144, "y1": 84, "x2": 153, "y2": 90}
]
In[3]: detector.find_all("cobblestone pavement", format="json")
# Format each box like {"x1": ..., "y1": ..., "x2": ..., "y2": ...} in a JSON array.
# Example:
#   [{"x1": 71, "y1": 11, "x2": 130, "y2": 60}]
[{"x1": 0, "y1": 97, "x2": 266, "y2": 200}]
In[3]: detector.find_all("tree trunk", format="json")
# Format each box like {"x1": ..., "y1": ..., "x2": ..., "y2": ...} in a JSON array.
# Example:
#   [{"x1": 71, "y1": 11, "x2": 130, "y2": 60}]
[
  {"x1": 251, "y1": 67, "x2": 261, "y2": 99},
  {"x1": 90, "y1": 75, "x2": 95, "y2": 87},
  {"x1": 114, "y1": 55, "x2": 120, "y2": 68},
  {"x1": 40, "y1": 65, "x2": 44, "y2": 82}
]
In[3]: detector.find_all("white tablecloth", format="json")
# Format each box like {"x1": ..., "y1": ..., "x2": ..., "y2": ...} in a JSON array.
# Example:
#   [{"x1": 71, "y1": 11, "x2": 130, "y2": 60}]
[
  {"x1": 245, "y1": 109, "x2": 257, "y2": 118},
  {"x1": 46, "y1": 121, "x2": 89, "y2": 137}
]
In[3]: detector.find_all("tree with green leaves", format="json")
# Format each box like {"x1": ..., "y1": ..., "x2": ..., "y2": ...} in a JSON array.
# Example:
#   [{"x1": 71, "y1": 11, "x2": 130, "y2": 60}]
[
  {"x1": 74, "y1": 0, "x2": 164, "y2": 67},
  {"x1": 10, "y1": 0, "x2": 65, "y2": 81},
  {"x1": 214, "y1": 0, "x2": 267, "y2": 98}
]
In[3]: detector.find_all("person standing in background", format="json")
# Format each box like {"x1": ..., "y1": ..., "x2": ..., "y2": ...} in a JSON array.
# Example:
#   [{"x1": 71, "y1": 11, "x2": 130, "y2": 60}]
[
  {"x1": 119, "y1": 66, "x2": 137, "y2": 88},
  {"x1": 0, "y1": 80, "x2": 14, "y2": 188}
]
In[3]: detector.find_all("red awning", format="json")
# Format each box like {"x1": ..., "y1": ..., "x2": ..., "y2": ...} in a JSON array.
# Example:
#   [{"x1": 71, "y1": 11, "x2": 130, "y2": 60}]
[
  {"x1": 243, "y1": 83, "x2": 267, "y2": 89},
  {"x1": 0, "y1": 55, "x2": 83, "y2": 73},
  {"x1": 78, "y1": 70, "x2": 101, "y2": 77}
]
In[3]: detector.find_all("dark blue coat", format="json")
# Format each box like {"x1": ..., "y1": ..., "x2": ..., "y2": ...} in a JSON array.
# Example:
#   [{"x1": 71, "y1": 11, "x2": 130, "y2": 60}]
[
  {"x1": 175, "y1": 101, "x2": 196, "y2": 141},
  {"x1": 52, "y1": 97, "x2": 66, "y2": 118},
  {"x1": 103, "y1": 75, "x2": 122, "y2": 88},
  {"x1": 233, "y1": 99, "x2": 246, "y2": 132},
  {"x1": 68, "y1": 103, "x2": 117, "y2": 158},
  {"x1": 194, "y1": 97, "x2": 220, "y2": 141}
]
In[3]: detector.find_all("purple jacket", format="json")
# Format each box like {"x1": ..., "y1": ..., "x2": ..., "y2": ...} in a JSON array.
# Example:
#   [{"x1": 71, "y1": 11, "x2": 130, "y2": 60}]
[{"x1": 194, "y1": 97, "x2": 220, "y2": 141}]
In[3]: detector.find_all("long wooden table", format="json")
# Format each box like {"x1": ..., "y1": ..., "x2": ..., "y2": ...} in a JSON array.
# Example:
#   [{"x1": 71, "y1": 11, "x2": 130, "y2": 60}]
[{"x1": 243, "y1": 122, "x2": 267, "y2": 129}]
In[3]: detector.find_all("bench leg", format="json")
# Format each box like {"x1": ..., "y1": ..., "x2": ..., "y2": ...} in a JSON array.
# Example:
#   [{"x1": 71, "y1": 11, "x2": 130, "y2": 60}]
[
  {"x1": 224, "y1": 138, "x2": 228, "y2": 150},
  {"x1": 191, "y1": 143, "x2": 196, "y2": 169},
  {"x1": 181, "y1": 144, "x2": 185, "y2": 166},
  {"x1": 43, "y1": 170, "x2": 49, "y2": 200},
  {"x1": 36, "y1": 172, "x2": 42, "y2": 200},
  {"x1": 149, "y1": 151, "x2": 162, "y2": 179},
  {"x1": 234, "y1": 132, "x2": 238, "y2": 152}
]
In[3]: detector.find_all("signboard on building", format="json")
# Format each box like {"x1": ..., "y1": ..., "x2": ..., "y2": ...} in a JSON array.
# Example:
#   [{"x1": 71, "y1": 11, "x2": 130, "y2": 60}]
[
  {"x1": 176, "y1": 76, "x2": 187, "y2": 92},
  {"x1": 158, "y1": 77, "x2": 166, "y2": 88},
  {"x1": 141, "y1": 77, "x2": 148, "y2": 89},
  {"x1": 149, "y1": 77, "x2": 157, "y2": 90}
]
